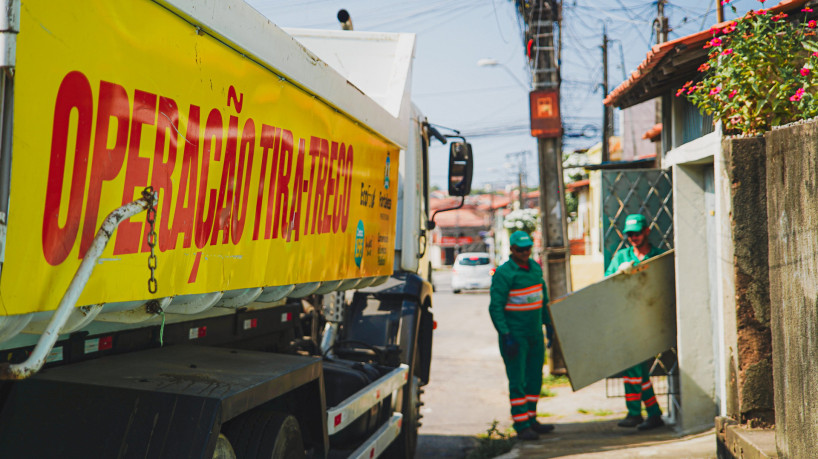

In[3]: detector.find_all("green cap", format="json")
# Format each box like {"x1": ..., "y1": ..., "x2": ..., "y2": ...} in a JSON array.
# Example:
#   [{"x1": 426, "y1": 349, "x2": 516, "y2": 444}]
[
  {"x1": 623, "y1": 214, "x2": 647, "y2": 233},
  {"x1": 509, "y1": 230, "x2": 533, "y2": 248}
]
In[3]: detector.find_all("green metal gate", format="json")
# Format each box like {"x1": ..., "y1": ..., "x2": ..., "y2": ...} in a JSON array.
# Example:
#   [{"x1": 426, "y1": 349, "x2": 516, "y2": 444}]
[{"x1": 601, "y1": 169, "x2": 673, "y2": 269}]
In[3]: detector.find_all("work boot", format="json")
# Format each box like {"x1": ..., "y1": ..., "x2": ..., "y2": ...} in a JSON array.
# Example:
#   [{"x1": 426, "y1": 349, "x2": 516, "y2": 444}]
[
  {"x1": 617, "y1": 414, "x2": 643, "y2": 428},
  {"x1": 516, "y1": 428, "x2": 539, "y2": 441},
  {"x1": 530, "y1": 421, "x2": 555, "y2": 434},
  {"x1": 637, "y1": 415, "x2": 665, "y2": 431}
]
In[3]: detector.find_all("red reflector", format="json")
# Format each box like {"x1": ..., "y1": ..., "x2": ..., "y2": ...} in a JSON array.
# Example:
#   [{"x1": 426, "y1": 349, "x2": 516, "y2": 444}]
[
  {"x1": 198, "y1": 326, "x2": 207, "y2": 338},
  {"x1": 469, "y1": 257, "x2": 479, "y2": 260},
  {"x1": 433, "y1": 321, "x2": 438, "y2": 330},
  {"x1": 370, "y1": 449, "x2": 375, "y2": 458},
  {"x1": 99, "y1": 336, "x2": 113, "y2": 351},
  {"x1": 334, "y1": 414, "x2": 342, "y2": 427},
  {"x1": 251, "y1": 318, "x2": 258, "y2": 328}
]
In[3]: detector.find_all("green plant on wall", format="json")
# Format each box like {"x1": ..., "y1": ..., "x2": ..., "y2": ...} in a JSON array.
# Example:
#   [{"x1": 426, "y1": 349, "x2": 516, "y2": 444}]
[{"x1": 681, "y1": 1, "x2": 818, "y2": 135}]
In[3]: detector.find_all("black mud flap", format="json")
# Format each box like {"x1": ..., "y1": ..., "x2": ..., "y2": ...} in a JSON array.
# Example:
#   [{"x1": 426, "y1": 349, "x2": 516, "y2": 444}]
[{"x1": 0, "y1": 346, "x2": 324, "y2": 458}]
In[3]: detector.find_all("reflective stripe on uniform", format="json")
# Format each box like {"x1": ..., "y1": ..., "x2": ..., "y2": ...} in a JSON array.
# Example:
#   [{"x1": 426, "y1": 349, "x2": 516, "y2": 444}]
[
  {"x1": 512, "y1": 413, "x2": 530, "y2": 422},
  {"x1": 505, "y1": 284, "x2": 544, "y2": 311},
  {"x1": 510, "y1": 397, "x2": 527, "y2": 406},
  {"x1": 526, "y1": 394, "x2": 539, "y2": 402}
]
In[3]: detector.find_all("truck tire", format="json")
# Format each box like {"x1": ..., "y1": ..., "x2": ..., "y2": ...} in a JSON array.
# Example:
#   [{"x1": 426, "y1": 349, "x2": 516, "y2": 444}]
[{"x1": 223, "y1": 411, "x2": 305, "y2": 459}]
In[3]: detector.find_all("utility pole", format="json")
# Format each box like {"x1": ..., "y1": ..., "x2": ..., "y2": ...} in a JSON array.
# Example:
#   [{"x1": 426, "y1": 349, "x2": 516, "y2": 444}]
[
  {"x1": 654, "y1": 0, "x2": 668, "y2": 164},
  {"x1": 601, "y1": 26, "x2": 611, "y2": 163},
  {"x1": 515, "y1": 0, "x2": 571, "y2": 374},
  {"x1": 506, "y1": 151, "x2": 529, "y2": 208},
  {"x1": 717, "y1": 0, "x2": 724, "y2": 23},
  {"x1": 656, "y1": 0, "x2": 668, "y2": 44}
]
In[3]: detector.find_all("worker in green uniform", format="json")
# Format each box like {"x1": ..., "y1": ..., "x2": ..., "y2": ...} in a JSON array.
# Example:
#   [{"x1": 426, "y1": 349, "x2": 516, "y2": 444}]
[
  {"x1": 605, "y1": 213, "x2": 665, "y2": 431},
  {"x1": 489, "y1": 230, "x2": 555, "y2": 441}
]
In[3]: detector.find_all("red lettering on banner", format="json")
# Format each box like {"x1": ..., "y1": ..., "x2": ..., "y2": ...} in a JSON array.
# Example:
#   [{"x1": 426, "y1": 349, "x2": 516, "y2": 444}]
[
  {"x1": 170, "y1": 105, "x2": 200, "y2": 250},
  {"x1": 332, "y1": 143, "x2": 346, "y2": 233},
  {"x1": 287, "y1": 138, "x2": 306, "y2": 242},
  {"x1": 115, "y1": 90, "x2": 157, "y2": 255},
  {"x1": 152, "y1": 97, "x2": 179, "y2": 252},
  {"x1": 231, "y1": 119, "x2": 255, "y2": 244},
  {"x1": 272, "y1": 129, "x2": 293, "y2": 240},
  {"x1": 40, "y1": 71, "x2": 368, "y2": 266},
  {"x1": 340, "y1": 145, "x2": 354, "y2": 232},
  {"x1": 81, "y1": 81, "x2": 130, "y2": 259},
  {"x1": 195, "y1": 109, "x2": 222, "y2": 248},
  {"x1": 310, "y1": 137, "x2": 329, "y2": 235},
  {"x1": 254, "y1": 124, "x2": 276, "y2": 241},
  {"x1": 42, "y1": 71, "x2": 93, "y2": 265},
  {"x1": 211, "y1": 115, "x2": 238, "y2": 245},
  {"x1": 303, "y1": 139, "x2": 319, "y2": 235},
  {"x1": 322, "y1": 141, "x2": 338, "y2": 234}
]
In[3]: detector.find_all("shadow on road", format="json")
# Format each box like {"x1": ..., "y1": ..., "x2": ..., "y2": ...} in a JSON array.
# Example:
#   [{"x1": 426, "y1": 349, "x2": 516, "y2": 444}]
[
  {"x1": 417, "y1": 434, "x2": 478, "y2": 458},
  {"x1": 416, "y1": 419, "x2": 713, "y2": 459}
]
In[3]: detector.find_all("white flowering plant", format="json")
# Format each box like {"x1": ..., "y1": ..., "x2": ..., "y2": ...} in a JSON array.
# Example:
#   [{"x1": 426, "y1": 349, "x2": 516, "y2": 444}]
[{"x1": 503, "y1": 208, "x2": 539, "y2": 234}]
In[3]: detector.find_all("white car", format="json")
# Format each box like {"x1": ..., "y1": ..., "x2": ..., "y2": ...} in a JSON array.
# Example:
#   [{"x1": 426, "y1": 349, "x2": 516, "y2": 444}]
[{"x1": 451, "y1": 252, "x2": 495, "y2": 293}]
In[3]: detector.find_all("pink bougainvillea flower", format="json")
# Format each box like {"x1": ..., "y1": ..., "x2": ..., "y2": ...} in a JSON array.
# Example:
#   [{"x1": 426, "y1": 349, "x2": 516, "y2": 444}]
[
  {"x1": 729, "y1": 90, "x2": 738, "y2": 98},
  {"x1": 756, "y1": 9, "x2": 767, "y2": 15},
  {"x1": 801, "y1": 67, "x2": 811, "y2": 76},
  {"x1": 790, "y1": 88, "x2": 806, "y2": 102},
  {"x1": 813, "y1": 51, "x2": 818, "y2": 57},
  {"x1": 723, "y1": 22, "x2": 737, "y2": 34},
  {"x1": 771, "y1": 13, "x2": 788, "y2": 22},
  {"x1": 710, "y1": 86, "x2": 722, "y2": 96},
  {"x1": 687, "y1": 85, "x2": 698, "y2": 95},
  {"x1": 808, "y1": 20, "x2": 817, "y2": 29},
  {"x1": 722, "y1": 48, "x2": 734, "y2": 56},
  {"x1": 676, "y1": 88, "x2": 685, "y2": 97},
  {"x1": 803, "y1": 7, "x2": 814, "y2": 12},
  {"x1": 698, "y1": 62, "x2": 711, "y2": 72}
]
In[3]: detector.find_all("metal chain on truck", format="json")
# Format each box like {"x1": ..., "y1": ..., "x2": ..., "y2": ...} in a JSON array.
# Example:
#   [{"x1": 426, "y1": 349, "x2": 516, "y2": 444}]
[
  {"x1": 142, "y1": 187, "x2": 166, "y2": 346},
  {"x1": 143, "y1": 186, "x2": 158, "y2": 294}
]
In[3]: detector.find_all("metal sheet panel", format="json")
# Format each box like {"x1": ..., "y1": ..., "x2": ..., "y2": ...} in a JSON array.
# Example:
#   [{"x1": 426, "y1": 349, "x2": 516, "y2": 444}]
[{"x1": 548, "y1": 250, "x2": 676, "y2": 391}]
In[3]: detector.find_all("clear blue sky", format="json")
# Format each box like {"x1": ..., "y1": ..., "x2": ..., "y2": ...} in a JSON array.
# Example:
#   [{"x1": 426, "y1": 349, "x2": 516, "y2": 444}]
[{"x1": 246, "y1": 0, "x2": 762, "y2": 189}]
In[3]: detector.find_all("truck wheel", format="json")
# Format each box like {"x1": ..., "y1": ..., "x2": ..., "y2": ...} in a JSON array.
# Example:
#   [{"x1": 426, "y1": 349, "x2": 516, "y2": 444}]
[
  {"x1": 212, "y1": 434, "x2": 237, "y2": 459},
  {"x1": 223, "y1": 411, "x2": 305, "y2": 459}
]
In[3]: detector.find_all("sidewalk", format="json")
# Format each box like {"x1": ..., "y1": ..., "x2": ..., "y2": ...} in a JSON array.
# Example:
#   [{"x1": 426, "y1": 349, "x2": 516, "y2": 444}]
[
  {"x1": 493, "y1": 254, "x2": 717, "y2": 458},
  {"x1": 493, "y1": 380, "x2": 715, "y2": 458}
]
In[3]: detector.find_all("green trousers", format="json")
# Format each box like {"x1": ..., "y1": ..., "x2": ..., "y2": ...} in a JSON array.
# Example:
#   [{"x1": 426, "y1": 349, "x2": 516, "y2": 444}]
[
  {"x1": 499, "y1": 333, "x2": 544, "y2": 432},
  {"x1": 623, "y1": 360, "x2": 661, "y2": 418}
]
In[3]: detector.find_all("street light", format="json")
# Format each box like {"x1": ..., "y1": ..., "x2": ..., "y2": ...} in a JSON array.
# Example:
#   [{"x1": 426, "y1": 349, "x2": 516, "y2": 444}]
[{"x1": 477, "y1": 58, "x2": 530, "y2": 91}]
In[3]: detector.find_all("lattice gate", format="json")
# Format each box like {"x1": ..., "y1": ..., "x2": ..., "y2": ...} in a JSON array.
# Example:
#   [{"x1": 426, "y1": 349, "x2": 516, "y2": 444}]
[{"x1": 601, "y1": 169, "x2": 674, "y2": 269}]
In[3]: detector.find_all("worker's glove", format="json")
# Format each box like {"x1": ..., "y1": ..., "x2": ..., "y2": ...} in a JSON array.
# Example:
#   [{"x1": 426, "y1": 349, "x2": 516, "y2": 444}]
[
  {"x1": 615, "y1": 260, "x2": 636, "y2": 275},
  {"x1": 501, "y1": 334, "x2": 519, "y2": 358},
  {"x1": 545, "y1": 324, "x2": 555, "y2": 349}
]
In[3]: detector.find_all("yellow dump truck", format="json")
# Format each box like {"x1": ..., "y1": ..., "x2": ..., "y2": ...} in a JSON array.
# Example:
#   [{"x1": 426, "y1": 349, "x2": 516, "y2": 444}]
[{"x1": 0, "y1": 1, "x2": 473, "y2": 457}]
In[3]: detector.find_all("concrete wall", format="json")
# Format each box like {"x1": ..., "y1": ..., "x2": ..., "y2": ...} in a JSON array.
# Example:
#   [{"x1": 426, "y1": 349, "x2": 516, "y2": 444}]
[
  {"x1": 766, "y1": 122, "x2": 818, "y2": 456},
  {"x1": 672, "y1": 163, "x2": 718, "y2": 434},
  {"x1": 721, "y1": 137, "x2": 774, "y2": 426}
]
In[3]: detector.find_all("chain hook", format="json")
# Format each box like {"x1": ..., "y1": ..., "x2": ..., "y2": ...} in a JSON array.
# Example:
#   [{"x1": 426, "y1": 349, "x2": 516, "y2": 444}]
[{"x1": 142, "y1": 186, "x2": 158, "y2": 294}]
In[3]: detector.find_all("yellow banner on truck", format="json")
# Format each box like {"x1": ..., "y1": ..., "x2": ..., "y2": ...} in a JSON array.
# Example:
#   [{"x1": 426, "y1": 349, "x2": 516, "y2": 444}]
[{"x1": 0, "y1": 0, "x2": 400, "y2": 316}]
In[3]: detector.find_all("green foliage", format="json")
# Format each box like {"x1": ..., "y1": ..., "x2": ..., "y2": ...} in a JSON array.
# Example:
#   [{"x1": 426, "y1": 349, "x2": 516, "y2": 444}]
[
  {"x1": 542, "y1": 374, "x2": 570, "y2": 387},
  {"x1": 540, "y1": 387, "x2": 556, "y2": 397},
  {"x1": 578, "y1": 408, "x2": 614, "y2": 416},
  {"x1": 682, "y1": 3, "x2": 818, "y2": 135},
  {"x1": 565, "y1": 191, "x2": 578, "y2": 221},
  {"x1": 466, "y1": 420, "x2": 515, "y2": 459}
]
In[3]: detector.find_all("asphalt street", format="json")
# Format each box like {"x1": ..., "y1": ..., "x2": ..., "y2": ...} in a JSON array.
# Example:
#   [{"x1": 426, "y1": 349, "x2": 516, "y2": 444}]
[{"x1": 416, "y1": 269, "x2": 510, "y2": 457}]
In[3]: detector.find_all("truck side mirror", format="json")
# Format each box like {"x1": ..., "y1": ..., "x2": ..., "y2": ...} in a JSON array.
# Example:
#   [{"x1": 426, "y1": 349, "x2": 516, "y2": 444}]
[{"x1": 448, "y1": 142, "x2": 473, "y2": 196}]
